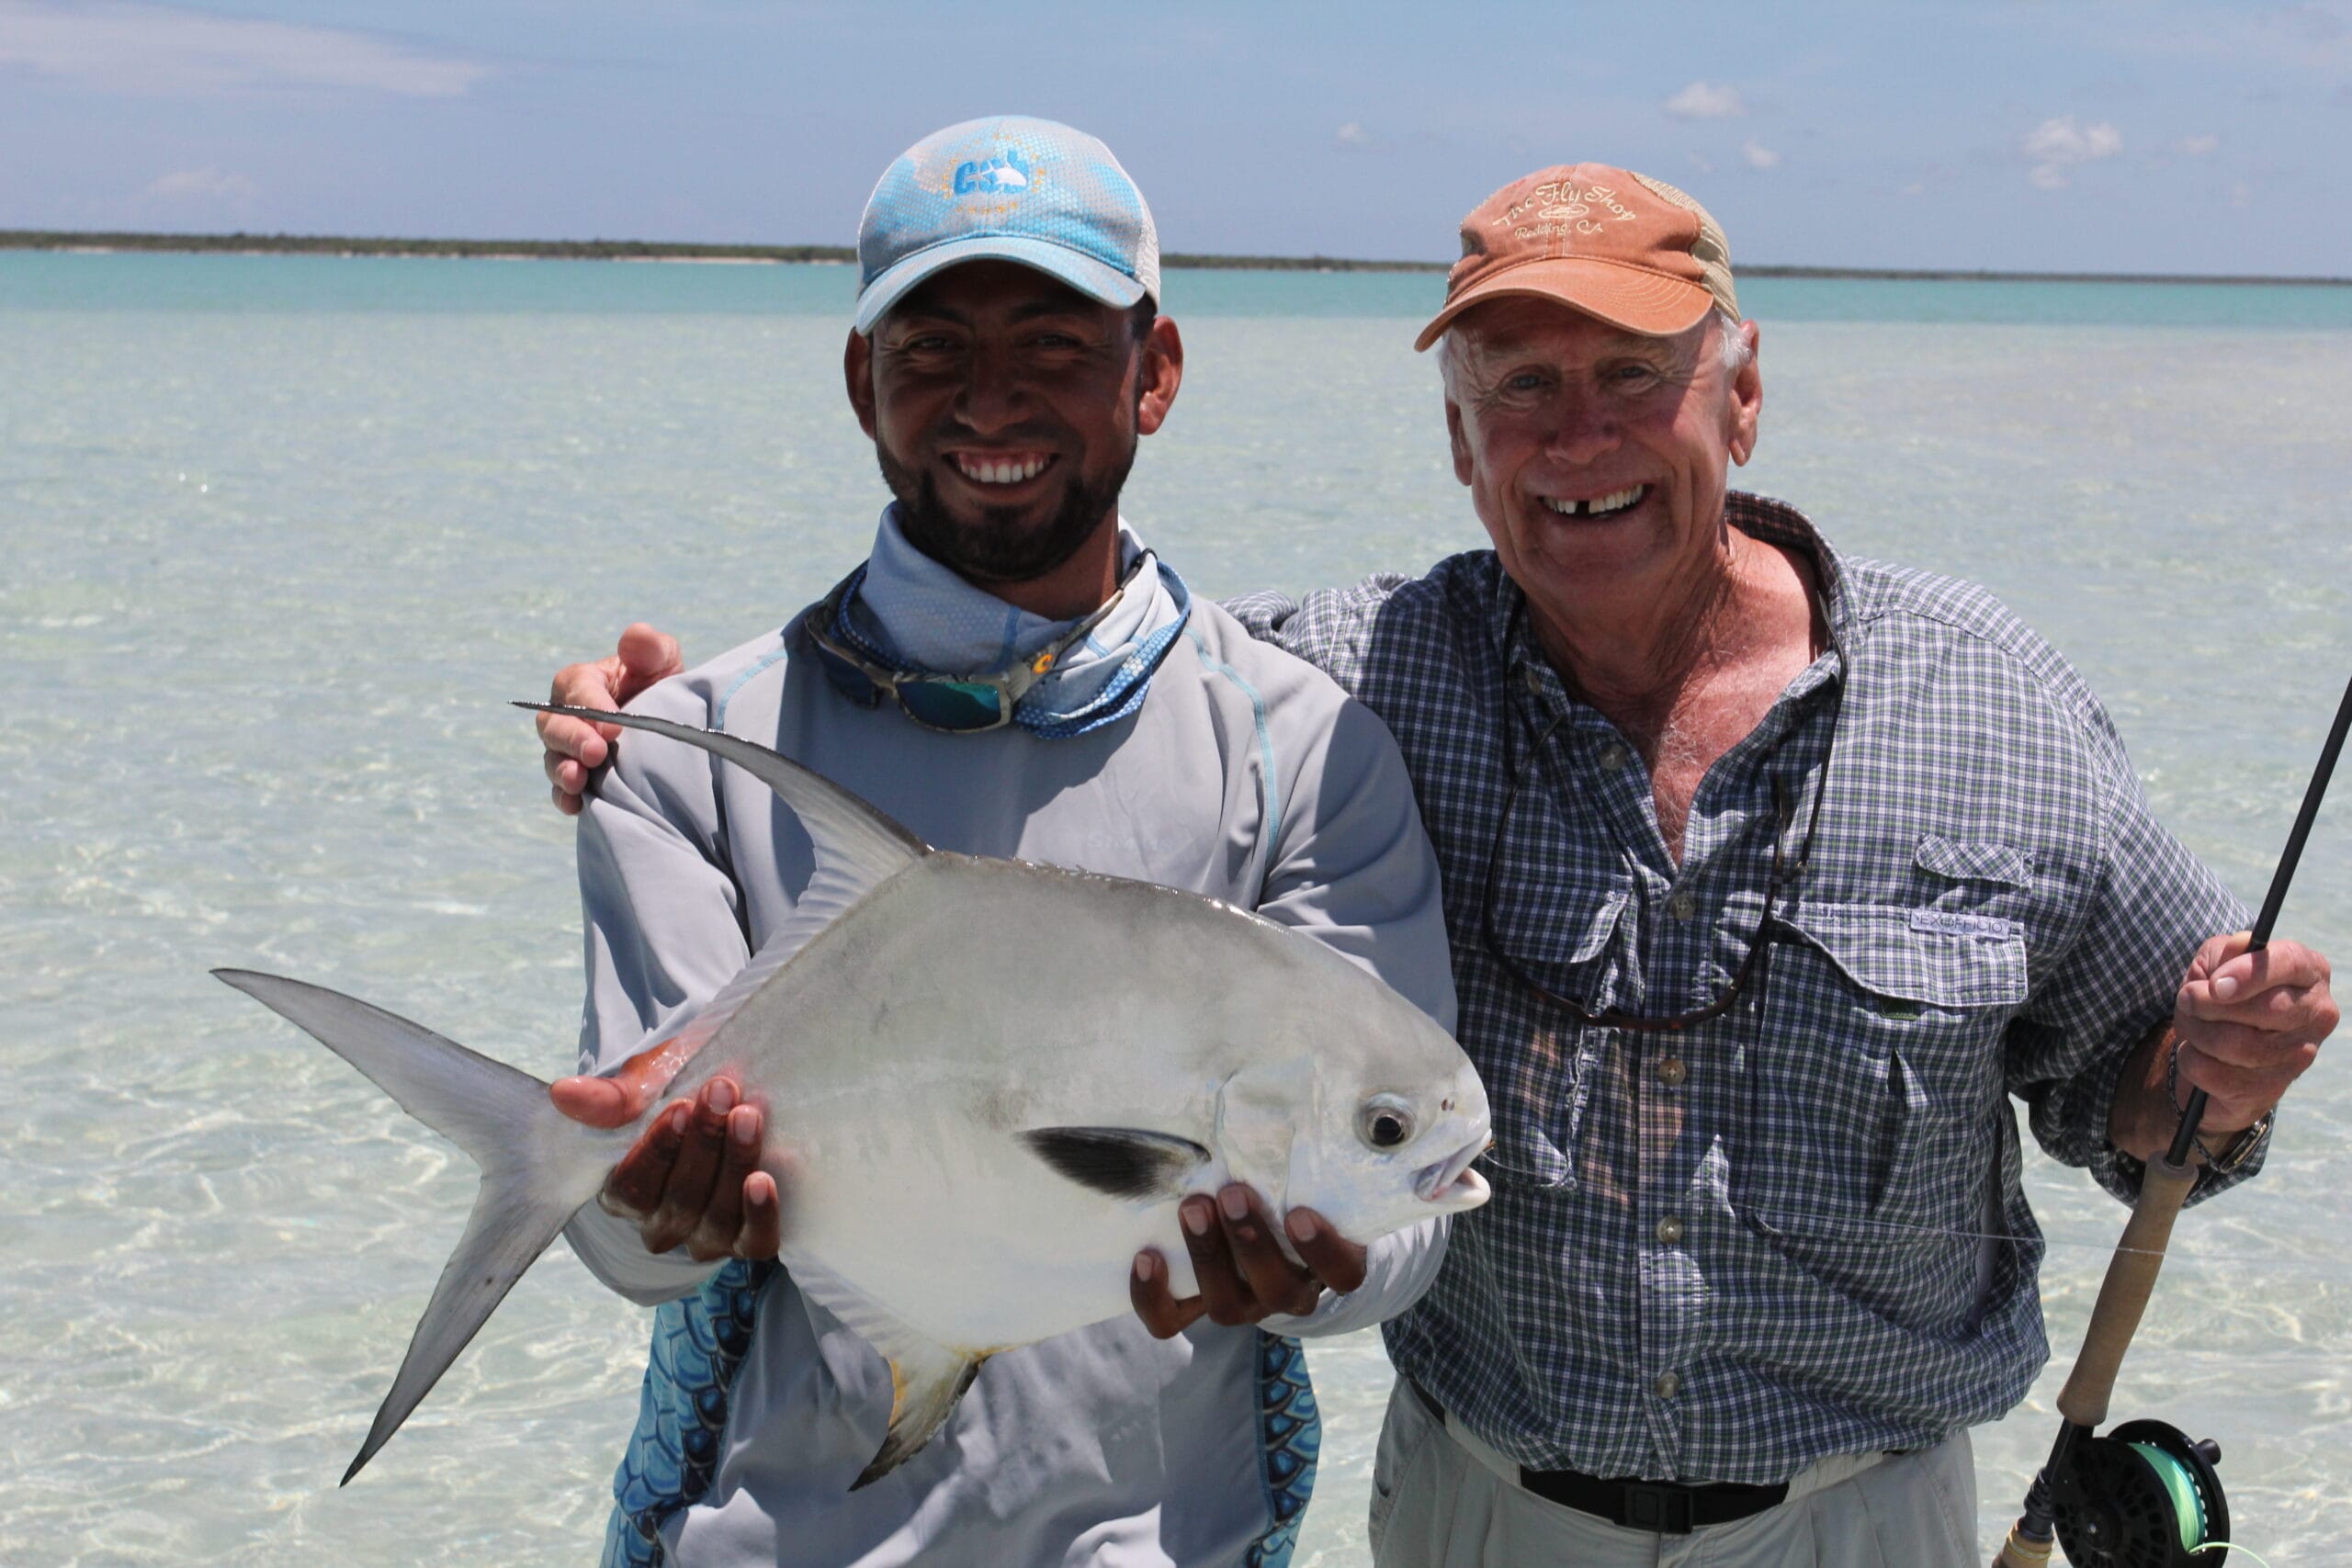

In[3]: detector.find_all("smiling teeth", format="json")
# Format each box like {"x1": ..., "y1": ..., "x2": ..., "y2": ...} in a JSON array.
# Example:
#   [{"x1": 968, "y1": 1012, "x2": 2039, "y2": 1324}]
[
  {"x1": 1544, "y1": 484, "x2": 1646, "y2": 518},
  {"x1": 955, "y1": 454, "x2": 1051, "y2": 485}
]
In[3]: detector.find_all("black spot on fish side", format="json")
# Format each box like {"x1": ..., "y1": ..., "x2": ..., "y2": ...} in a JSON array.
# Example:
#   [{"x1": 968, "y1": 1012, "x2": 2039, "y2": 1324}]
[{"x1": 1020, "y1": 1126, "x2": 1210, "y2": 1201}]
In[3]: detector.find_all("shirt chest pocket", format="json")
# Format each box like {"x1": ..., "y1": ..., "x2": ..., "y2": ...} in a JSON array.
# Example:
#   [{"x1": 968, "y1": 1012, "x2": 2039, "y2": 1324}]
[
  {"x1": 1469, "y1": 884, "x2": 1631, "y2": 1192},
  {"x1": 1734, "y1": 900, "x2": 2025, "y2": 1249}
]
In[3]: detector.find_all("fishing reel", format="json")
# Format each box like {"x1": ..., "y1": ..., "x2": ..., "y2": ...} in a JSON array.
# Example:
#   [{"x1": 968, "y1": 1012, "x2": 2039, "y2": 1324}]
[{"x1": 2047, "y1": 1420, "x2": 2229, "y2": 1568}]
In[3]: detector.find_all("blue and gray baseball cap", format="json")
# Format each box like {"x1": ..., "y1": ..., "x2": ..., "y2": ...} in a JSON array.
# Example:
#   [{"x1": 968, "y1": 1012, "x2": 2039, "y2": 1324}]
[{"x1": 854, "y1": 116, "x2": 1160, "y2": 334}]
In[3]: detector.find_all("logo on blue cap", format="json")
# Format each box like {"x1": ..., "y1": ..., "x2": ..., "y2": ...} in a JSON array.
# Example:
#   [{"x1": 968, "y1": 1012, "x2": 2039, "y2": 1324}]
[{"x1": 953, "y1": 149, "x2": 1031, "y2": 196}]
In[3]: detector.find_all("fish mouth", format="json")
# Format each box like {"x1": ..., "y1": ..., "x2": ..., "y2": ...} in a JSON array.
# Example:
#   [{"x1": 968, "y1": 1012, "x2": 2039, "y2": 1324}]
[{"x1": 1416, "y1": 1134, "x2": 1494, "y2": 1205}]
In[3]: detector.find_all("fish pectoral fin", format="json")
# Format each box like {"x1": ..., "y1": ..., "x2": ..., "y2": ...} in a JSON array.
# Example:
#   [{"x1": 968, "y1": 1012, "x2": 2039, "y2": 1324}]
[
  {"x1": 1019, "y1": 1126, "x2": 1212, "y2": 1202},
  {"x1": 857, "y1": 1338, "x2": 982, "y2": 1491}
]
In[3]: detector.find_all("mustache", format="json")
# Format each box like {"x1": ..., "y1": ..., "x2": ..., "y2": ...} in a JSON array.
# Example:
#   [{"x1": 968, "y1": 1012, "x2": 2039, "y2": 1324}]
[{"x1": 920, "y1": 418, "x2": 1075, "y2": 454}]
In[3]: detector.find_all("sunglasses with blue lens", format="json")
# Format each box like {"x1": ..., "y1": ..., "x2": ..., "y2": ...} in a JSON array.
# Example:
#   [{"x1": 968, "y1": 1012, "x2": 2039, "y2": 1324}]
[{"x1": 804, "y1": 552, "x2": 1152, "y2": 734}]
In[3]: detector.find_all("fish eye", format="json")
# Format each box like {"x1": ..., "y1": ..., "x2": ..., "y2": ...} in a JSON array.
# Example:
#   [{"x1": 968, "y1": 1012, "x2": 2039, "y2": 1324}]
[{"x1": 1358, "y1": 1095, "x2": 1416, "y2": 1151}]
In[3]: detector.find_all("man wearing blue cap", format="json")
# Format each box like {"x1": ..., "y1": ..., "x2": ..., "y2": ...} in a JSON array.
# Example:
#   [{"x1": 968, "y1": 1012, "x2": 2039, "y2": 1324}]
[{"x1": 536, "y1": 117, "x2": 1458, "y2": 1567}]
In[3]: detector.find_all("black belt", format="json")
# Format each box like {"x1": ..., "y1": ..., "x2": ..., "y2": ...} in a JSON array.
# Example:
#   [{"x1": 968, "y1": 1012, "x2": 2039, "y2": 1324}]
[{"x1": 1409, "y1": 1382, "x2": 1789, "y2": 1536}]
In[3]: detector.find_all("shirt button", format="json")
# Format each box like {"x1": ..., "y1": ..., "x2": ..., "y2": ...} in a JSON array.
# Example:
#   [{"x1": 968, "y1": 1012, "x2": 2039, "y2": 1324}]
[
  {"x1": 1654, "y1": 1372, "x2": 1681, "y2": 1400},
  {"x1": 1657, "y1": 1056, "x2": 1689, "y2": 1088},
  {"x1": 1523, "y1": 667, "x2": 1544, "y2": 695},
  {"x1": 1655, "y1": 1214, "x2": 1685, "y2": 1245},
  {"x1": 1599, "y1": 742, "x2": 1630, "y2": 773},
  {"x1": 1668, "y1": 891, "x2": 1698, "y2": 921}
]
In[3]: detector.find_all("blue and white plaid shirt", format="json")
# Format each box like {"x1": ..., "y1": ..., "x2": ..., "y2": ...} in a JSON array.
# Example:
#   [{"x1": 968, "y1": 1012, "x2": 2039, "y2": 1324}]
[{"x1": 1227, "y1": 493, "x2": 2255, "y2": 1486}]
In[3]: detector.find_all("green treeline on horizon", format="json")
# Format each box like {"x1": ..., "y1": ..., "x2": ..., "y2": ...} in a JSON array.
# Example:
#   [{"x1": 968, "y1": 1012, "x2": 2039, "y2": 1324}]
[
  {"x1": 0, "y1": 231, "x2": 1440, "y2": 273},
  {"x1": 2, "y1": 230, "x2": 2346, "y2": 287}
]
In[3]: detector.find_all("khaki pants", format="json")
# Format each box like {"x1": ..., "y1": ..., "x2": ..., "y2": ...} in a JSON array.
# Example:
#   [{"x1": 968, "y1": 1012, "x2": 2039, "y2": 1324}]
[{"x1": 1368, "y1": 1381, "x2": 1979, "y2": 1567}]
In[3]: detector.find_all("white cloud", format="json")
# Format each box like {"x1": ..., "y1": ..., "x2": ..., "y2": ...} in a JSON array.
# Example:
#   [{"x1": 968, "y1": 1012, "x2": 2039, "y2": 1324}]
[
  {"x1": 1664, "y1": 81, "x2": 1746, "y2": 119},
  {"x1": 2022, "y1": 115, "x2": 2122, "y2": 188},
  {"x1": 130, "y1": 164, "x2": 259, "y2": 223},
  {"x1": 2177, "y1": 133, "x2": 2221, "y2": 155},
  {"x1": 0, "y1": 0, "x2": 492, "y2": 97},
  {"x1": 1334, "y1": 121, "x2": 1371, "y2": 148},
  {"x1": 143, "y1": 166, "x2": 257, "y2": 201},
  {"x1": 1742, "y1": 139, "x2": 1781, "y2": 170}
]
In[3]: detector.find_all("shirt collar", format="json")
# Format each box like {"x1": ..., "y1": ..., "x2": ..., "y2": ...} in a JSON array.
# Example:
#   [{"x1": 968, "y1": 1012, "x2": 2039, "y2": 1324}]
[{"x1": 849, "y1": 503, "x2": 1160, "y2": 675}]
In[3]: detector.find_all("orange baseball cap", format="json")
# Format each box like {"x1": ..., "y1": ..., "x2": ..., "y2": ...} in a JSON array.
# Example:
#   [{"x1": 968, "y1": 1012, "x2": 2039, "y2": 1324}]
[{"x1": 1414, "y1": 164, "x2": 1740, "y2": 351}]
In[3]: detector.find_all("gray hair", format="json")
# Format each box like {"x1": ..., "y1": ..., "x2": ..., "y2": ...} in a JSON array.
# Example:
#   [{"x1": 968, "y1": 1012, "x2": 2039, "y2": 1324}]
[{"x1": 1438, "y1": 306, "x2": 1749, "y2": 400}]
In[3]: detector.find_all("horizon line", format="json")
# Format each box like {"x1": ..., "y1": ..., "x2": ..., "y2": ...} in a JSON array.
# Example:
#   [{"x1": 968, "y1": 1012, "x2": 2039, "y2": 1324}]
[{"x1": 5, "y1": 229, "x2": 2349, "y2": 288}]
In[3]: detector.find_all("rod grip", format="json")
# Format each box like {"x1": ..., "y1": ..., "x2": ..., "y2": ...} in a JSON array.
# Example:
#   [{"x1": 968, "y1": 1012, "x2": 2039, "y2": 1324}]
[{"x1": 2054, "y1": 1156, "x2": 2198, "y2": 1427}]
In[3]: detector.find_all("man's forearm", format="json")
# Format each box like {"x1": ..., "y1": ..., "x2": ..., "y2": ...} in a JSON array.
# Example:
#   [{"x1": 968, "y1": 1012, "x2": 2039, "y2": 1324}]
[{"x1": 2104, "y1": 1021, "x2": 2180, "y2": 1163}]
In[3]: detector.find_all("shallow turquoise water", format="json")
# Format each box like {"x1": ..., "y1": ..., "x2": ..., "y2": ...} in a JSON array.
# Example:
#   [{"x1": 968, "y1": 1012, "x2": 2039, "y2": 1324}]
[{"x1": 3, "y1": 257, "x2": 2348, "y2": 1565}]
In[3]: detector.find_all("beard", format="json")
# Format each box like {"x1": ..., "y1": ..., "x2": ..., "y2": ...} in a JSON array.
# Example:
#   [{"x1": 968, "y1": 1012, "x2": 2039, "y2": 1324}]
[{"x1": 877, "y1": 430, "x2": 1136, "y2": 586}]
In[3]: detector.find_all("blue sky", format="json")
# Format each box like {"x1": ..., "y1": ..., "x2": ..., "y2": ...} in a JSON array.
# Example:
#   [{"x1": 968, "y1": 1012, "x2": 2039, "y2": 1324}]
[{"x1": 4, "y1": 0, "x2": 2348, "y2": 274}]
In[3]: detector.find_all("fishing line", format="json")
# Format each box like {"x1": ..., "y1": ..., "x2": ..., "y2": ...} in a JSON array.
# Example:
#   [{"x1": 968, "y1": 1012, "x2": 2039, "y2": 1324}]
[{"x1": 2124, "y1": 1443, "x2": 2205, "y2": 1551}]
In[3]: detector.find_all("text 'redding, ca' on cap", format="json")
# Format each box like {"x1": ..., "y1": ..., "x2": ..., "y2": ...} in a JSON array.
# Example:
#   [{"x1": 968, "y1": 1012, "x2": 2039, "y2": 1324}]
[
  {"x1": 854, "y1": 116, "x2": 1161, "y2": 334},
  {"x1": 1414, "y1": 163, "x2": 1738, "y2": 351}
]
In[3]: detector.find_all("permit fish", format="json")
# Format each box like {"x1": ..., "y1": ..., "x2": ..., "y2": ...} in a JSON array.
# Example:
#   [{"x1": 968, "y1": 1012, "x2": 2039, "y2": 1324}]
[{"x1": 217, "y1": 704, "x2": 1492, "y2": 1489}]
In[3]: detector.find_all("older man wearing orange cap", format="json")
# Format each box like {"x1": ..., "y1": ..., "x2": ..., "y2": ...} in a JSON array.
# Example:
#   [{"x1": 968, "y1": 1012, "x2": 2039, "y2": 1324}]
[
  {"x1": 1228, "y1": 164, "x2": 2330, "y2": 1563},
  {"x1": 540, "y1": 163, "x2": 2336, "y2": 1563}
]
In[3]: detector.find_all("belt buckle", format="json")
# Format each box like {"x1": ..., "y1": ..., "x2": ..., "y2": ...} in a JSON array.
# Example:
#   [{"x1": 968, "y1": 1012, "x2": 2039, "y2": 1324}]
[{"x1": 1621, "y1": 1482, "x2": 1695, "y2": 1536}]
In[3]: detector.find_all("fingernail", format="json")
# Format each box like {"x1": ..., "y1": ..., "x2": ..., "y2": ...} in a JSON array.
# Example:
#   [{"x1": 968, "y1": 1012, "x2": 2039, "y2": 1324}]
[
  {"x1": 730, "y1": 1106, "x2": 757, "y2": 1145},
  {"x1": 2215, "y1": 976, "x2": 2239, "y2": 1000},
  {"x1": 667, "y1": 1105, "x2": 690, "y2": 1135},
  {"x1": 1182, "y1": 1201, "x2": 1211, "y2": 1236},
  {"x1": 1134, "y1": 1254, "x2": 1154, "y2": 1281},
  {"x1": 707, "y1": 1079, "x2": 735, "y2": 1114},
  {"x1": 1220, "y1": 1187, "x2": 1250, "y2": 1222},
  {"x1": 1286, "y1": 1210, "x2": 1316, "y2": 1242}
]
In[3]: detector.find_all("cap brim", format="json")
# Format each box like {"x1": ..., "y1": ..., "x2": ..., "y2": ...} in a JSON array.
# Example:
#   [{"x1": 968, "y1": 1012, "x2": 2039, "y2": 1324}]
[
  {"x1": 1412, "y1": 257, "x2": 1714, "y2": 352},
  {"x1": 854, "y1": 234, "x2": 1148, "y2": 333}
]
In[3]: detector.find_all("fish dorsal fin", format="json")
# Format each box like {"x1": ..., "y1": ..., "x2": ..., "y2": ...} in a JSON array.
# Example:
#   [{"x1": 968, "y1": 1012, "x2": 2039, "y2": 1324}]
[
  {"x1": 1020, "y1": 1126, "x2": 1211, "y2": 1202},
  {"x1": 523, "y1": 702, "x2": 930, "y2": 882},
  {"x1": 522, "y1": 703, "x2": 933, "y2": 1080},
  {"x1": 779, "y1": 1248, "x2": 982, "y2": 1491}
]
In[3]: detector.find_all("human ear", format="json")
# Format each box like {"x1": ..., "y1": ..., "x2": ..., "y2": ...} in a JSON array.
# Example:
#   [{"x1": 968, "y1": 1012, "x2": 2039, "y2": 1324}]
[
  {"x1": 1446, "y1": 399, "x2": 1474, "y2": 487},
  {"x1": 1135, "y1": 315, "x2": 1184, "y2": 437},
  {"x1": 1727, "y1": 320, "x2": 1761, "y2": 467},
  {"x1": 843, "y1": 329, "x2": 878, "y2": 440}
]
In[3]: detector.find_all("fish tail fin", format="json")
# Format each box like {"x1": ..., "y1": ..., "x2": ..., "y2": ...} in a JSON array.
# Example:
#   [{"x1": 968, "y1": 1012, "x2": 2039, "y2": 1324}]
[{"x1": 212, "y1": 968, "x2": 617, "y2": 1483}]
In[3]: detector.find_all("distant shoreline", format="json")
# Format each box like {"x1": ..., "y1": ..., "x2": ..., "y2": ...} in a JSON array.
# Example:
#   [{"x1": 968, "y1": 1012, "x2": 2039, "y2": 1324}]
[{"x1": 4, "y1": 230, "x2": 2348, "y2": 288}]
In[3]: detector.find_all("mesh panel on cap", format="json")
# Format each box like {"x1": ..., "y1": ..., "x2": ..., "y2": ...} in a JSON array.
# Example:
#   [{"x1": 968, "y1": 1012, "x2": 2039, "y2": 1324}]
[{"x1": 1629, "y1": 170, "x2": 1738, "y2": 320}]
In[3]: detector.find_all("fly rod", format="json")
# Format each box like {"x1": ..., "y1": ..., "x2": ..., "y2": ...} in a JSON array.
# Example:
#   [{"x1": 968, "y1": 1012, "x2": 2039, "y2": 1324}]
[{"x1": 1995, "y1": 667, "x2": 2352, "y2": 1568}]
